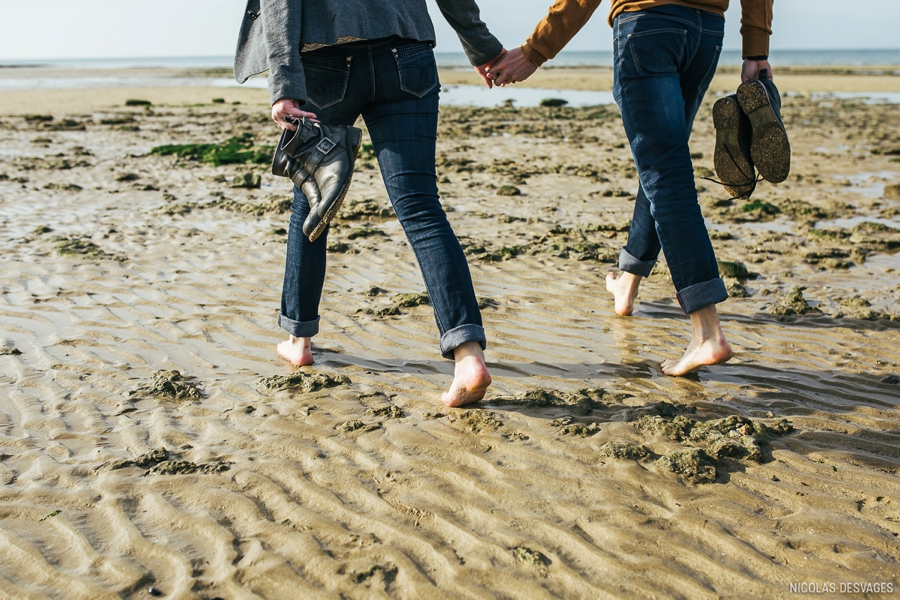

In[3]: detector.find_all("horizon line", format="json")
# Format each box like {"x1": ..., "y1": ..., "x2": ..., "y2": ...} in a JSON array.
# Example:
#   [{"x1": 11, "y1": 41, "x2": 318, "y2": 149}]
[{"x1": 1, "y1": 47, "x2": 899, "y2": 64}]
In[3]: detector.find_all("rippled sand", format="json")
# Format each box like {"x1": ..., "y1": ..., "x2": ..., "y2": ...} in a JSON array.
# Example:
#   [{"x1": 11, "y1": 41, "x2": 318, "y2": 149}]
[{"x1": 1, "y1": 73, "x2": 899, "y2": 598}]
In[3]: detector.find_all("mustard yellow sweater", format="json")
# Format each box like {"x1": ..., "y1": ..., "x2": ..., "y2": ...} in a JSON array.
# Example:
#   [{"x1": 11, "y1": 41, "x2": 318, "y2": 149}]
[{"x1": 522, "y1": 0, "x2": 773, "y2": 66}]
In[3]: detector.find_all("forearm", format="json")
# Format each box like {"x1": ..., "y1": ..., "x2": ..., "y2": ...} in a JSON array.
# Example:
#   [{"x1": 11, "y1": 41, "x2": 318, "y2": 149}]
[
  {"x1": 739, "y1": 0, "x2": 773, "y2": 58},
  {"x1": 435, "y1": 0, "x2": 503, "y2": 65},
  {"x1": 262, "y1": 0, "x2": 307, "y2": 105},
  {"x1": 523, "y1": 0, "x2": 603, "y2": 66}
]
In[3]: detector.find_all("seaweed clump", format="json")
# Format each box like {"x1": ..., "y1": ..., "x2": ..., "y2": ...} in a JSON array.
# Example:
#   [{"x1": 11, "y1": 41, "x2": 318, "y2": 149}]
[
  {"x1": 150, "y1": 133, "x2": 273, "y2": 166},
  {"x1": 131, "y1": 370, "x2": 203, "y2": 401},
  {"x1": 146, "y1": 460, "x2": 230, "y2": 476},
  {"x1": 634, "y1": 412, "x2": 793, "y2": 465},
  {"x1": 768, "y1": 287, "x2": 822, "y2": 316},
  {"x1": 657, "y1": 448, "x2": 717, "y2": 484},
  {"x1": 257, "y1": 371, "x2": 351, "y2": 393},
  {"x1": 490, "y1": 388, "x2": 610, "y2": 415}
]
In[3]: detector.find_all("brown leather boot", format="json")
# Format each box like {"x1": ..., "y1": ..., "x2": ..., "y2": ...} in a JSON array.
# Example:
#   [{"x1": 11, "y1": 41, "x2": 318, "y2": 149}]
[{"x1": 272, "y1": 118, "x2": 362, "y2": 241}]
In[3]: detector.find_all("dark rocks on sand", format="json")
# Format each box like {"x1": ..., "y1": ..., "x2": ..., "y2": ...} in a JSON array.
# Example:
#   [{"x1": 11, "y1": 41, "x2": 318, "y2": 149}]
[
  {"x1": 657, "y1": 448, "x2": 717, "y2": 484},
  {"x1": 231, "y1": 172, "x2": 262, "y2": 189},
  {"x1": 368, "y1": 406, "x2": 405, "y2": 419},
  {"x1": 884, "y1": 183, "x2": 900, "y2": 200},
  {"x1": 146, "y1": 460, "x2": 230, "y2": 476},
  {"x1": 125, "y1": 99, "x2": 152, "y2": 107},
  {"x1": 599, "y1": 441, "x2": 651, "y2": 460},
  {"x1": 717, "y1": 260, "x2": 751, "y2": 280},
  {"x1": 376, "y1": 292, "x2": 430, "y2": 316},
  {"x1": 551, "y1": 416, "x2": 600, "y2": 437},
  {"x1": 769, "y1": 287, "x2": 822, "y2": 316},
  {"x1": 457, "y1": 409, "x2": 503, "y2": 433},
  {"x1": 539, "y1": 98, "x2": 568, "y2": 108},
  {"x1": 339, "y1": 420, "x2": 381, "y2": 433},
  {"x1": 257, "y1": 371, "x2": 351, "y2": 393},
  {"x1": 338, "y1": 198, "x2": 394, "y2": 220},
  {"x1": 54, "y1": 236, "x2": 123, "y2": 260},
  {"x1": 346, "y1": 227, "x2": 388, "y2": 240},
  {"x1": 497, "y1": 185, "x2": 521, "y2": 196},
  {"x1": 491, "y1": 388, "x2": 608, "y2": 415},
  {"x1": 513, "y1": 546, "x2": 549, "y2": 567},
  {"x1": 131, "y1": 370, "x2": 203, "y2": 401},
  {"x1": 43, "y1": 182, "x2": 83, "y2": 192}
]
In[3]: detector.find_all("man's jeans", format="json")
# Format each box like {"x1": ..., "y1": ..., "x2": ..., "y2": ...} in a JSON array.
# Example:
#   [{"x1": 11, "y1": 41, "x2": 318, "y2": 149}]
[
  {"x1": 613, "y1": 6, "x2": 728, "y2": 314},
  {"x1": 278, "y1": 38, "x2": 485, "y2": 359}
]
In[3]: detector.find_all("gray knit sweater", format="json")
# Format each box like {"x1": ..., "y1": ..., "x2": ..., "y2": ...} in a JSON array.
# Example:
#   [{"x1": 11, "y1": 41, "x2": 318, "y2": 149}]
[{"x1": 234, "y1": 0, "x2": 503, "y2": 105}]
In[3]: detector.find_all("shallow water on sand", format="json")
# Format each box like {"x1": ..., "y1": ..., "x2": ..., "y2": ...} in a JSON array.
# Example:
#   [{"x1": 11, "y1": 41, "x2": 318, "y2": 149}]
[{"x1": 0, "y1": 93, "x2": 899, "y2": 598}]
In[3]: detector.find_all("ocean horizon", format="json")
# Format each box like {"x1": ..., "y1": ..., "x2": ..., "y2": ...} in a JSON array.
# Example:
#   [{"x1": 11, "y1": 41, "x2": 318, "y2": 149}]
[{"x1": 1, "y1": 48, "x2": 899, "y2": 70}]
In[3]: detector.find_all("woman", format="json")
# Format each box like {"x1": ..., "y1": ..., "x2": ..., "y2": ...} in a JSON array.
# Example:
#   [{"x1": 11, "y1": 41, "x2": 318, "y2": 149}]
[
  {"x1": 234, "y1": 1, "x2": 504, "y2": 406},
  {"x1": 487, "y1": 0, "x2": 775, "y2": 375}
]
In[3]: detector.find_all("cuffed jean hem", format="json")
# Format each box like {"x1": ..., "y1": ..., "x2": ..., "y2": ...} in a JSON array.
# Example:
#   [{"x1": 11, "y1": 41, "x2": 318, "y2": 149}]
[
  {"x1": 278, "y1": 313, "x2": 320, "y2": 338},
  {"x1": 676, "y1": 278, "x2": 729, "y2": 314},
  {"x1": 439, "y1": 324, "x2": 487, "y2": 360},
  {"x1": 619, "y1": 248, "x2": 656, "y2": 278}
]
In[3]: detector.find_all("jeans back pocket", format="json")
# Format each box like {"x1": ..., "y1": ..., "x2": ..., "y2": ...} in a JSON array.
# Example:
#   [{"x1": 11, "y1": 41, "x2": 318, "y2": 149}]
[
  {"x1": 301, "y1": 54, "x2": 351, "y2": 108},
  {"x1": 392, "y1": 42, "x2": 439, "y2": 98},
  {"x1": 621, "y1": 28, "x2": 687, "y2": 78}
]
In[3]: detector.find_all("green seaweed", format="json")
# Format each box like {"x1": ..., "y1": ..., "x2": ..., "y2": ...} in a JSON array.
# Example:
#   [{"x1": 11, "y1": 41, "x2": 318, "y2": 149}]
[{"x1": 150, "y1": 133, "x2": 273, "y2": 166}]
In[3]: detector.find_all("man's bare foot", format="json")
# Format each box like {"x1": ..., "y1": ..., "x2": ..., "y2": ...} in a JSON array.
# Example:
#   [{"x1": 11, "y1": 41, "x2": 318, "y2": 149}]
[
  {"x1": 661, "y1": 304, "x2": 733, "y2": 376},
  {"x1": 605, "y1": 271, "x2": 642, "y2": 316},
  {"x1": 441, "y1": 341, "x2": 492, "y2": 407},
  {"x1": 276, "y1": 335, "x2": 313, "y2": 366}
]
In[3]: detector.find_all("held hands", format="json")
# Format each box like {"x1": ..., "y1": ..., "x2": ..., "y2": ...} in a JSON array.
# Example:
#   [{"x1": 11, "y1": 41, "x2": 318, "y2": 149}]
[
  {"x1": 741, "y1": 59, "x2": 774, "y2": 82},
  {"x1": 485, "y1": 47, "x2": 538, "y2": 87},
  {"x1": 475, "y1": 48, "x2": 506, "y2": 88},
  {"x1": 271, "y1": 99, "x2": 318, "y2": 131}
]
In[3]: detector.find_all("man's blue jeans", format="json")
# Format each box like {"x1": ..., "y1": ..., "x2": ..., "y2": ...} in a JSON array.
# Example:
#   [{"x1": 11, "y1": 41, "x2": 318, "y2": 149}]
[
  {"x1": 278, "y1": 38, "x2": 486, "y2": 359},
  {"x1": 613, "y1": 6, "x2": 728, "y2": 314}
]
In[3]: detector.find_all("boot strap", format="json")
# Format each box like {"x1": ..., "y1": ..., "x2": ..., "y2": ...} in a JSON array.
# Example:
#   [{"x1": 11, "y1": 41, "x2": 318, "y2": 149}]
[{"x1": 301, "y1": 132, "x2": 342, "y2": 174}]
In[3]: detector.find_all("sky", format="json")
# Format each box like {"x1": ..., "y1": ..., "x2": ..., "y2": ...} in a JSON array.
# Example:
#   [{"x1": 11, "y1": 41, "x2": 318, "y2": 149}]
[{"x1": 0, "y1": 0, "x2": 898, "y2": 61}]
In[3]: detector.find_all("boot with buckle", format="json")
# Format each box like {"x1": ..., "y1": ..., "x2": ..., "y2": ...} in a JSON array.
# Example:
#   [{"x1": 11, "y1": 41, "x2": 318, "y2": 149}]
[
  {"x1": 272, "y1": 117, "x2": 363, "y2": 241},
  {"x1": 736, "y1": 71, "x2": 791, "y2": 184}
]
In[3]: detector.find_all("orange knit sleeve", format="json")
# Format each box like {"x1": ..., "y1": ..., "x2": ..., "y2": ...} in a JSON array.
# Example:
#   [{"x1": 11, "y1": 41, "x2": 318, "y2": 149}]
[
  {"x1": 740, "y1": 0, "x2": 774, "y2": 57},
  {"x1": 522, "y1": 0, "x2": 604, "y2": 66}
]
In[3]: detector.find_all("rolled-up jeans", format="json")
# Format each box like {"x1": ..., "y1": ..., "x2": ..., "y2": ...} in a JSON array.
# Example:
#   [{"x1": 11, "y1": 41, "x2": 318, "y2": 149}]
[
  {"x1": 613, "y1": 5, "x2": 729, "y2": 314},
  {"x1": 278, "y1": 37, "x2": 486, "y2": 359}
]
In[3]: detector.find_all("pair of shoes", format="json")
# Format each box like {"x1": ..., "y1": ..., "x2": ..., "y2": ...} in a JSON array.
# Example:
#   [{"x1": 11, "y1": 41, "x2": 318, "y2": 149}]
[
  {"x1": 272, "y1": 118, "x2": 363, "y2": 242},
  {"x1": 713, "y1": 73, "x2": 791, "y2": 199}
]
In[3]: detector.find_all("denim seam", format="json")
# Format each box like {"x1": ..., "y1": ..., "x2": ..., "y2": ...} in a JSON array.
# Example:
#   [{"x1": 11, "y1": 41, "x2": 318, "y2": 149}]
[{"x1": 367, "y1": 46, "x2": 376, "y2": 103}]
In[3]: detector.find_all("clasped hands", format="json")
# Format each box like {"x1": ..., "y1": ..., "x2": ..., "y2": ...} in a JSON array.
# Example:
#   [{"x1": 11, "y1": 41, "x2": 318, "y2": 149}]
[{"x1": 475, "y1": 47, "x2": 538, "y2": 88}]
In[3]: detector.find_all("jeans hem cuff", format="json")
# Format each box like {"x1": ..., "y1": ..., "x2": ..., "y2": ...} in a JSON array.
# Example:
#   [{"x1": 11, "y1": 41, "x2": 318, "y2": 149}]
[
  {"x1": 278, "y1": 313, "x2": 320, "y2": 338},
  {"x1": 619, "y1": 247, "x2": 656, "y2": 278},
  {"x1": 676, "y1": 278, "x2": 729, "y2": 314},
  {"x1": 439, "y1": 325, "x2": 486, "y2": 360}
]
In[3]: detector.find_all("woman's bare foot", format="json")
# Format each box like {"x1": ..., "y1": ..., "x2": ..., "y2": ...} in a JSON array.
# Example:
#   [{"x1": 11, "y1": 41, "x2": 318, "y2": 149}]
[
  {"x1": 441, "y1": 341, "x2": 492, "y2": 407},
  {"x1": 276, "y1": 335, "x2": 314, "y2": 366},
  {"x1": 661, "y1": 304, "x2": 733, "y2": 376},
  {"x1": 605, "y1": 271, "x2": 643, "y2": 316}
]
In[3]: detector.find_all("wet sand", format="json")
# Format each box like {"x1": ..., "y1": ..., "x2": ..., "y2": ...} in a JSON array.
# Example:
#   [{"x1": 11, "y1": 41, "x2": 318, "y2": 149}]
[{"x1": 1, "y1": 68, "x2": 899, "y2": 597}]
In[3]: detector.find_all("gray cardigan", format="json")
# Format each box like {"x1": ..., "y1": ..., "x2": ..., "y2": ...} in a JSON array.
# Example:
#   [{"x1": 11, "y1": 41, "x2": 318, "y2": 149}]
[{"x1": 234, "y1": 0, "x2": 503, "y2": 105}]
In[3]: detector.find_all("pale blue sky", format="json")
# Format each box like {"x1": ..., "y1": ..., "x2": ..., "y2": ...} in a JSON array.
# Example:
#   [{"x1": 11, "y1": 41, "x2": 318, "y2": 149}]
[{"x1": 0, "y1": 0, "x2": 898, "y2": 61}]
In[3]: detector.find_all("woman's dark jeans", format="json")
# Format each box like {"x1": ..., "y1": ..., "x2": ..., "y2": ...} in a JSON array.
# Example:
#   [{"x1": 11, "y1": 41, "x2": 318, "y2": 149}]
[
  {"x1": 278, "y1": 38, "x2": 485, "y2": 359},
  {"x1": 613, "y1": 6, "x2": 729, "y2": 314}
]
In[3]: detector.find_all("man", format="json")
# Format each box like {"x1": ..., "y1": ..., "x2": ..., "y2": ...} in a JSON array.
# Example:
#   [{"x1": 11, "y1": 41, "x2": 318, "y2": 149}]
[{"x1": 488, "y1": 0, "x2": 775, "y2": 375}]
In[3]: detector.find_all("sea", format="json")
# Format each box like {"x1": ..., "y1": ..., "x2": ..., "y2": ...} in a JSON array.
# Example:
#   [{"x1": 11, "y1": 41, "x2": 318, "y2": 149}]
[{"x1": 1, "y1": 49, "x2": 898, "y2": 107}]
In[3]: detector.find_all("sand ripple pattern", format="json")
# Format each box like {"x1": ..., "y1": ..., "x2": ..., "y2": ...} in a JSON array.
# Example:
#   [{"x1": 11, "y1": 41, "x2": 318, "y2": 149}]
[{"x1": 1, "y1": 100, "x2": 899, "y2": 598}]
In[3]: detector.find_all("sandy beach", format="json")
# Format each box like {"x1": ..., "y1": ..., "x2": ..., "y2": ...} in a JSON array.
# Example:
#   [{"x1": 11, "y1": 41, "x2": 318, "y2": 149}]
[{"x1": 1, "y1": 66, "x2": 899, "y2": 598}]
